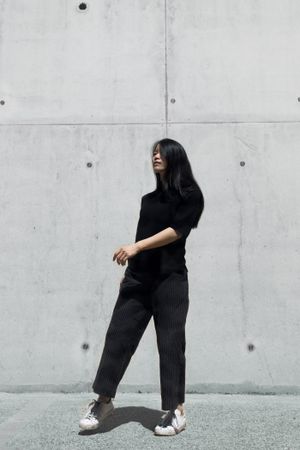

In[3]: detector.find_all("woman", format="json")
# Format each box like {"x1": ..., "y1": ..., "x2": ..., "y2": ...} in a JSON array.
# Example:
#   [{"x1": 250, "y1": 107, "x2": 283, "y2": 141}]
[{"x1": 79, "y1": 138, "x2": 205, "y2": 436}]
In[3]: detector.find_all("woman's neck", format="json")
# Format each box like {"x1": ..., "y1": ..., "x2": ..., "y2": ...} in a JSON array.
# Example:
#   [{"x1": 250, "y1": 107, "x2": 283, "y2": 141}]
[{"x1": 160, "y1": 175, "x2": 168, "y2": 191}]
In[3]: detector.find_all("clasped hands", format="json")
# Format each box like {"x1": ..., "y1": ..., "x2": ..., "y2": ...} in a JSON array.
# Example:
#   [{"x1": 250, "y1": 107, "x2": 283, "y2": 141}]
[{"x1": 113, "y1": 243, "x2": 141, "y2": 266}]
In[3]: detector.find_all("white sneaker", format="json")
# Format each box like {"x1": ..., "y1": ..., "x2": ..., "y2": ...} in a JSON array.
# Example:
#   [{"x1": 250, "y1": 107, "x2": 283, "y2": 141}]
[
  {"x1": 154, "y1": 408, "x2": 187, "y2": 436},
  {"x1": 79, "y1": 398, "x2": 114, "y2": 430}
]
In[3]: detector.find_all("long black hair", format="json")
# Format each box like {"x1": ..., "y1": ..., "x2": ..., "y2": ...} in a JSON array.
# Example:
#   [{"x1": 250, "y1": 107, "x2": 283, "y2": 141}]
[
  {"x1": 151, "y1": 138, "x2": 205, "y2": 229},
  {"x1": 151, "y1": 138, "x2": 202, "y2": 197}
]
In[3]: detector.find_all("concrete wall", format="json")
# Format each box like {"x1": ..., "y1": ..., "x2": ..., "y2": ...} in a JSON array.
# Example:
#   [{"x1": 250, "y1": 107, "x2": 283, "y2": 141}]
[{"x1": 0, "y1": 0, "x2": 299, "y2": 394}]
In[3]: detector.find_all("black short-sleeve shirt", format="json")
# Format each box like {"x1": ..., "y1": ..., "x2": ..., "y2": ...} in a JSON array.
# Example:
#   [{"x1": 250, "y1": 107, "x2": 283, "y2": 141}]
[{"x1": 128, "y1": 187, "x2": 204, "y2": 276}]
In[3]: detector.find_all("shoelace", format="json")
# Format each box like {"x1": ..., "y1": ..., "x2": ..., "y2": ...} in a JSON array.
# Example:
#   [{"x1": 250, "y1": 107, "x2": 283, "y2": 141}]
[
  {"x1": 83, "y1": 400, "x2": 99, "y2": 418},
  {"x1": 81, "y1": 398, "x2": 110, "y2": 418},
  {"x1": 159, "y1": 410, "x2": 176, "y2": 427},
  {"x1": 86, "y1": 411, "x2": 98, "y2": 420}
]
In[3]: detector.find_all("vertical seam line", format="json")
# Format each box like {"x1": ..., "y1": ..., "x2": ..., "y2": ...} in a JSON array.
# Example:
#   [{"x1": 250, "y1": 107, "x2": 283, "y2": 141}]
[{"x1": 164, "y1": 0, "x2": 168, "y2": 137}]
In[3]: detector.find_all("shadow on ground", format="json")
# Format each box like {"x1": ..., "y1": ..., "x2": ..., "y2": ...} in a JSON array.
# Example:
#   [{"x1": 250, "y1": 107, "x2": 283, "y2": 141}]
[{"x1": 78, "y1": 406, "x2": 163, "y2": 435}]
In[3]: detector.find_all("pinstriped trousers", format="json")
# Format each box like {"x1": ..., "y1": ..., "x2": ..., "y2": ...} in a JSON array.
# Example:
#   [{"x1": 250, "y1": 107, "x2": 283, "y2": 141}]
[{"x1": 92, "y1": 266, "x2": 189, "y2": 411}]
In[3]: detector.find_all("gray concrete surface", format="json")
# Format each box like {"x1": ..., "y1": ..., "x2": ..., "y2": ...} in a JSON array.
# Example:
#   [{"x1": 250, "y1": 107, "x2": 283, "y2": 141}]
[
  {"x1": 0, "y1": 1, "x2": 299, "y2": 392},
  {"x1": 0, "y1": 393, "x2": 299, "y2": 450}
]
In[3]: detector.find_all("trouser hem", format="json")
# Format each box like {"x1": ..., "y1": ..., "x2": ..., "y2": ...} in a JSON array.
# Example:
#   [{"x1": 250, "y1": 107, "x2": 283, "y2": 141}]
[
  {"x1": 92, "y1": 385, "x2": 116, "y2": 399},
  {"x1": 161, "y1": 399, "x2": 185, "y2": 411}
]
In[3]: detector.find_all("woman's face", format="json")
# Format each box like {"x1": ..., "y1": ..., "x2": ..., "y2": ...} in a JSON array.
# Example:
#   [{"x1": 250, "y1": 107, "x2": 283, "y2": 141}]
[{"x1": 152, "y1": 145, "x2": 167, "y2": 177}]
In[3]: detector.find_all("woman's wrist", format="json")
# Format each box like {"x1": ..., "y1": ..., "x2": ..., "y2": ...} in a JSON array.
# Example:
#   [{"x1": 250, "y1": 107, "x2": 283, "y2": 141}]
[{"x1": 135, "y1": 242, "x2": 143, "y2": 253}]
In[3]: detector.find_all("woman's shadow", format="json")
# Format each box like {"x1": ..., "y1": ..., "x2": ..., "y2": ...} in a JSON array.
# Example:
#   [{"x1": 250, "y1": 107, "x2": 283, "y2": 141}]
[{"x1": 78, "y1": 405, "x2": 163, "y2": 435}]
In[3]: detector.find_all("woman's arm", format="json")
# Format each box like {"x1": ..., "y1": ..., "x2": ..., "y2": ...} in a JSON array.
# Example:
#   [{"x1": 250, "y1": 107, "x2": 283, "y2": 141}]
[
  {"x1": 113, "y1": 227, "x2": 181, "y2": 266},
  {"x1": 136, "y1": 227, "x2": 181, "y2": 251}
]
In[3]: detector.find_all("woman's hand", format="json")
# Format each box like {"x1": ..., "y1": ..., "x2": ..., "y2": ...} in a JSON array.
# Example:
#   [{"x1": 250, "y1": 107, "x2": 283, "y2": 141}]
[{"x1": 113, "y1": 243, "x2": 141, "y2": 266}]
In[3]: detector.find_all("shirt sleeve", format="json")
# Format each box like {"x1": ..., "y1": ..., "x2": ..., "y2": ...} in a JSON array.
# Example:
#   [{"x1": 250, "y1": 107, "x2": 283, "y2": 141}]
[{"x1": 169, "y1": 189, "x2": 204, "y2": 239}]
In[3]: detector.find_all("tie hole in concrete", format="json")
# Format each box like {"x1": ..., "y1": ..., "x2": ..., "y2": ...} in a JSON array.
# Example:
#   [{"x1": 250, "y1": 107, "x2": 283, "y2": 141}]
[{"x1": 78, "y1": 3, "x2": 88, "y2": 12}]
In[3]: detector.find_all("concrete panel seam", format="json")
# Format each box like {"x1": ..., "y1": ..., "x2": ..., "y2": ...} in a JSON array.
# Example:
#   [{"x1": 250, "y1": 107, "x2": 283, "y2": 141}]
[
  {"x1": 164, "y1": 0, "x2": 169, "y2": 136},
  {"x1": 1, "y1": 120, "x2": 300, "y2": 127},
  {"x1": 0, "y1": 122, "x2": 165, "y2": 127}
]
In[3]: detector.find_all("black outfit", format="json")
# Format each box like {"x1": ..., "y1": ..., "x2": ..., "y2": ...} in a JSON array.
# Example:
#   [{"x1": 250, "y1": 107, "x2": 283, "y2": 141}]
[
  {"x1": 92, "y1": 187, "x2": 204, "y2": 410},
  {"x1": 128, "y1": 187, "x2": 204, "y2": 276}
]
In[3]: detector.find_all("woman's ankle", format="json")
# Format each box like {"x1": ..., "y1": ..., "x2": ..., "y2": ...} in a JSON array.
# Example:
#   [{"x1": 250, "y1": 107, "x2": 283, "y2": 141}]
[
  {"x1": 177, "y1": 403, "x2": 185, "y2": 414},
  {"x1": 97, "y1": 394, "x2": 111, "y2": 403}
]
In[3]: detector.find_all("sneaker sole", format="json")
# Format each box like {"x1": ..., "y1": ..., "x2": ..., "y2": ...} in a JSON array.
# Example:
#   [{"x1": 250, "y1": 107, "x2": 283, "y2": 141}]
[{"x1": 154, "y1": 424, "x2": 186, "y2": 436}]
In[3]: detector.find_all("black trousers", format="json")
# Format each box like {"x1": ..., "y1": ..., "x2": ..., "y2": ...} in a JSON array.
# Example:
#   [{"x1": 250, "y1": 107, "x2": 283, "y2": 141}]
[{"x1": 92, "y1": 267, "x2": 189, "y2": 411}]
